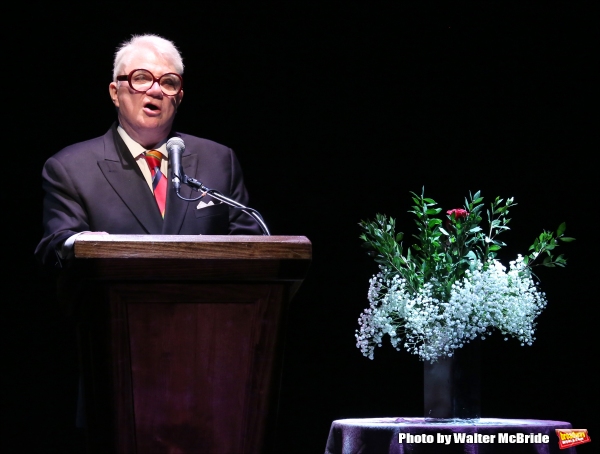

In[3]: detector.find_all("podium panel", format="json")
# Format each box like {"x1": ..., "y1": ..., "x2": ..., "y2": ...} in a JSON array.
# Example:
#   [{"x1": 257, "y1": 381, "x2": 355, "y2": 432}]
[{"x1": 71, "y1": 235, "x2": 310, "y2": 454}]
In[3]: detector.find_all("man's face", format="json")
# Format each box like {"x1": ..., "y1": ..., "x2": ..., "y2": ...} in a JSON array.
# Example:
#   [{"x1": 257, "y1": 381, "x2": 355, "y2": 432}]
[{"x1": 109, "y1": 48, "x2": 183, "y2": 148}]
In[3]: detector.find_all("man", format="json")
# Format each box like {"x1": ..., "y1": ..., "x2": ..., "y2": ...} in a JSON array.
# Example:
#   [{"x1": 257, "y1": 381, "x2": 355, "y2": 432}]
[{"x1": 36, "y1": 34, "x2": 261, "y2": 267}]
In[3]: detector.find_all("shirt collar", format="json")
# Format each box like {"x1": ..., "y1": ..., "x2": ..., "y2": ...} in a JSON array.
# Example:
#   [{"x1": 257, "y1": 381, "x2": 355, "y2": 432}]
[{"x1": 117, "y1": 125, "x2": 168, "y2": 159}]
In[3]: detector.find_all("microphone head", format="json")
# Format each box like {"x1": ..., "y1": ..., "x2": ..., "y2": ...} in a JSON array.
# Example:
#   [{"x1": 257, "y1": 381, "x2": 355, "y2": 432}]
[
  {"x1": 167, "y1": 137, "x2": 185, "y2": 188},
  {"x1": 167, "y1": 137, "x2": 185, "y2": 153}
]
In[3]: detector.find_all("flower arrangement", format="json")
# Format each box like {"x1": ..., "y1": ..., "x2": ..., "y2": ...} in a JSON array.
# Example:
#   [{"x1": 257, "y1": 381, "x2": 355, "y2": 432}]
[{"x1": 356, "y1": 189, "x2": 574, "y2": 363}]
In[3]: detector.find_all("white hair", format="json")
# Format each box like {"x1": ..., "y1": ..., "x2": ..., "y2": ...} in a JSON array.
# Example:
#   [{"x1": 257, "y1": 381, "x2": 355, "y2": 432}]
[{"x1": 112, "y1": 34, "x2": 184, "y2": 81}]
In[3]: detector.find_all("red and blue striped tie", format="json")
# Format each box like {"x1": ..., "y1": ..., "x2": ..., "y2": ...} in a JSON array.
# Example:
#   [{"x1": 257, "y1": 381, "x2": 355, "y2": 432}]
[{"x1": 143, "y1": 150, "x2": 167, "y2": 217}]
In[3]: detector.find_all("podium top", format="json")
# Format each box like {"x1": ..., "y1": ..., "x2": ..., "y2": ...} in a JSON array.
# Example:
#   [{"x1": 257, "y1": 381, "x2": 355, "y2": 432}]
[{"x1": 74, "y1": 235, "x2": 311, "y2": 260}]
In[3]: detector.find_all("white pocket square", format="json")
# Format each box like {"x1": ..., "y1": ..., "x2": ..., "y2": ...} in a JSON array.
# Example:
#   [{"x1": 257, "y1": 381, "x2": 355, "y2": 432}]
[{"x1": 197, "y1": 200, "x2": 215, "y2": 209}]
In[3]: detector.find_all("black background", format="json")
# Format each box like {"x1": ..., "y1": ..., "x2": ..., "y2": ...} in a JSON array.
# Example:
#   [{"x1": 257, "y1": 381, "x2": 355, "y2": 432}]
[{"x1": 4, "y1": 3, "x2": 596, "y2": 453}]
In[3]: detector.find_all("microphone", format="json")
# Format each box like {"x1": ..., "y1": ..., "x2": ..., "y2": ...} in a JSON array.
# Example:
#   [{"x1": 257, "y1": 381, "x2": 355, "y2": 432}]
[{"x1": 167, "y1": 137, "x2": 185, "y2": 191}]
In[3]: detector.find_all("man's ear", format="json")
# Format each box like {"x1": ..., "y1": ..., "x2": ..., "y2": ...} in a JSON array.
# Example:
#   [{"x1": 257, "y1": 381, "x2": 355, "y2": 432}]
[{"x1": 109, "y1": 82, "x2": 119, "y2": 107}]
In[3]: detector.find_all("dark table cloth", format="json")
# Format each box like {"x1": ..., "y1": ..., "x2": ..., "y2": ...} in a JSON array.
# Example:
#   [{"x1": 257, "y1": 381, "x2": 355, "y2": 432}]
[{"x1": 325, "y1": 418, "x2": 577, "y2": 454}]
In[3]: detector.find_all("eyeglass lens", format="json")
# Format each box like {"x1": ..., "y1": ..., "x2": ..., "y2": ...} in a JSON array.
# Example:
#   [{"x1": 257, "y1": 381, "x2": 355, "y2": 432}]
[{"x1": 130, "y1": 69, "x2": 182, "y2": 96}]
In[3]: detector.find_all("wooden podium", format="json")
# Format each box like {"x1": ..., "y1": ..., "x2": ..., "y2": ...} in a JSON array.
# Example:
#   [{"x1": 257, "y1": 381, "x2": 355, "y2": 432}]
[{"x1": 69, "y1": 235, "x2": 311, "y2": 454}]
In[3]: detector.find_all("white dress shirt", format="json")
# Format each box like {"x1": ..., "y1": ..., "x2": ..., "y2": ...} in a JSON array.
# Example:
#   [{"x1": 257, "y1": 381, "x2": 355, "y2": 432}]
[{"x1": 117, "y1": 125, "x2": 169, "y2": 192}]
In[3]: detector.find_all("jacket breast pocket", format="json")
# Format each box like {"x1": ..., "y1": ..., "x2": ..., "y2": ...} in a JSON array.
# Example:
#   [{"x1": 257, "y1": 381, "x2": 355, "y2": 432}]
[{"x1": 193, "y1": 202, "x2": 229, "y2": 233}]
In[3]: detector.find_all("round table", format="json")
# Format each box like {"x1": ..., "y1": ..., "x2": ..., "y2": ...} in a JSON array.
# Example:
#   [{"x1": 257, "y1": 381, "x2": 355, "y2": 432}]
[{"x1": 325, "y1": 417, "x2": 577, "y2": 454}]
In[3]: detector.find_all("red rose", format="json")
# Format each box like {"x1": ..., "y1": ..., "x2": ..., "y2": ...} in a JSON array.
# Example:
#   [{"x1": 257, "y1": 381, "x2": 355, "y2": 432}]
[{"x1": 447, "y1": 208, "x2": 468, "y2": 220}]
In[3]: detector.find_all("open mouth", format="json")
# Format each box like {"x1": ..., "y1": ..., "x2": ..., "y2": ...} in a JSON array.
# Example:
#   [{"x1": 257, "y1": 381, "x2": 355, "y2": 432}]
[{"x1": 143, "y1": 102, "x2": 162, "y2": 116}]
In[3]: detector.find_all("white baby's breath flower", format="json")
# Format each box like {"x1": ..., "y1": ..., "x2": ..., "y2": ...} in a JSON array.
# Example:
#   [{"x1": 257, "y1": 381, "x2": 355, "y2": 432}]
[{"x1": 356, "y1": 258, "x2": 548, "y2": 362}]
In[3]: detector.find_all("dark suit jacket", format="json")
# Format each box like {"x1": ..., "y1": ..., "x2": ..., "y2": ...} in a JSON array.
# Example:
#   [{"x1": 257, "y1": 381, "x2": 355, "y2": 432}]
[{"x1": 35, "y1": 124, "x2": 261, "y2": 266}]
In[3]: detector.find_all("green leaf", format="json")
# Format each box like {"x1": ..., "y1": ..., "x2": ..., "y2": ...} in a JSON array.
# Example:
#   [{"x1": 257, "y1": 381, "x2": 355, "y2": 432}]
[
  {"x1": 426, "y1": 208, "x2": 442, "y2": 215},
  {"x1": 428, "y1": 218, "x2": 442, "y2": 227},
  {"x1": 557, "y1": 222, "x2": 566, "y2": 236},
  {"x1": 559, "y1": 237, "x2": 575, "y2": 242}
]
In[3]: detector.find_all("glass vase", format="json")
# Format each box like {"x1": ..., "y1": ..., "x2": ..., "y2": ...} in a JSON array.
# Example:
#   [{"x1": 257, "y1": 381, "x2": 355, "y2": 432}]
[{"x1": 423, "y1": 339, "x2": 481, "y2": 421}]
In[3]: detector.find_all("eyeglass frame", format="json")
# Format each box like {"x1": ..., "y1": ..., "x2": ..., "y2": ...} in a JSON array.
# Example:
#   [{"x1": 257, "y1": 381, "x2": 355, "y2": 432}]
[{"x1": 116, "y1": 68, "x2": 184, "y2": 96}]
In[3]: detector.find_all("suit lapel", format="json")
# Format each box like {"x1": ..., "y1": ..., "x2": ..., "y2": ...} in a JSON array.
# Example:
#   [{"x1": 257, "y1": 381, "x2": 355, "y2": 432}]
[
  {"x1": 97, "y1": 126, "x2": 164, "y2": 234},
  {"x1": 163, "y1": 144, "x2": 198, "y2": 234}
]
